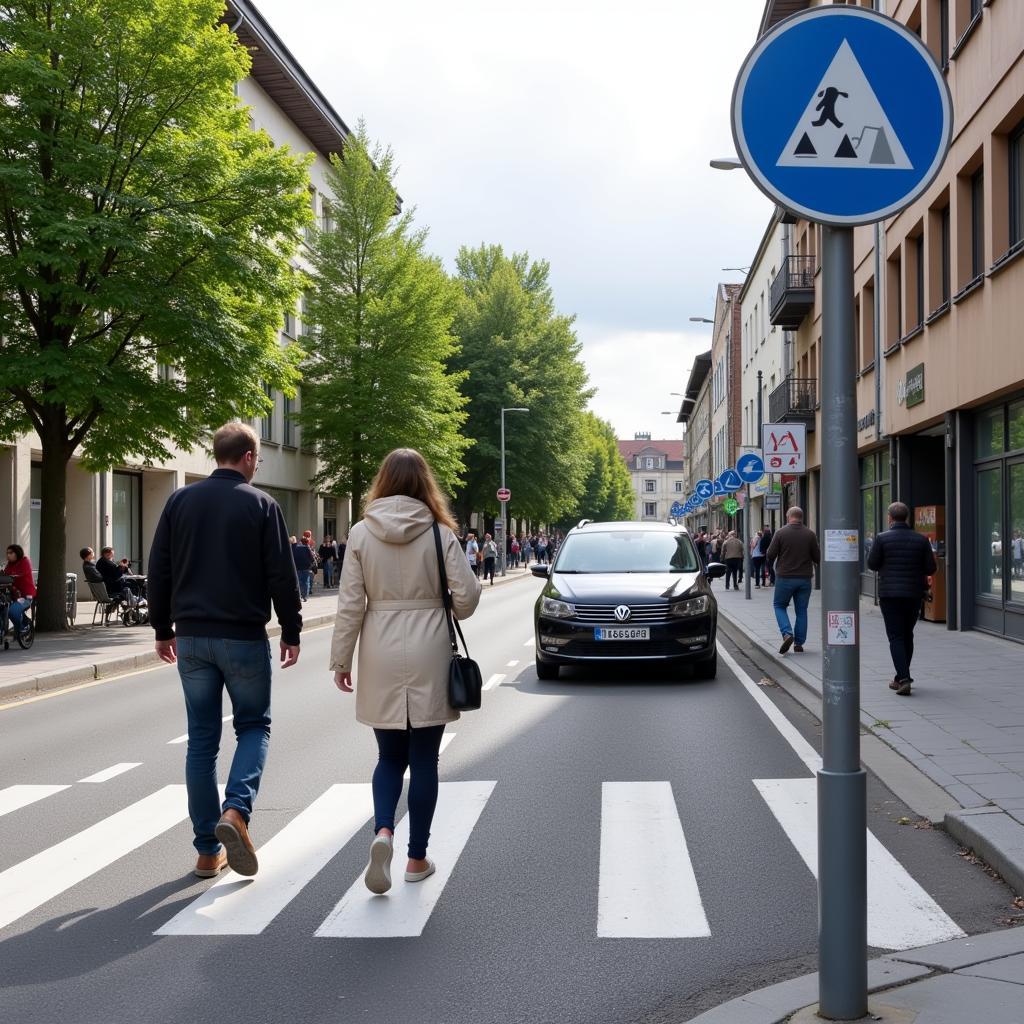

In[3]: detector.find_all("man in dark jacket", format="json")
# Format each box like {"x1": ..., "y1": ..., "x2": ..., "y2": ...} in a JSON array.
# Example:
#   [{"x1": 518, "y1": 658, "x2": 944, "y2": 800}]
[
  {"x1": 765, "y1": 507, "x2": 820, "y2": 654},
  {"x1": 292, "y1": 536, "x2": 316, "y2": 601},
  {"x1": 96, "y1": 546, "x2": 128, "y2": 596},
  {"x1": 758, "y1": 527, "x2": 775, "y2": 585},
  {"x1": 867, "y1": 501, "x2": 937, "y2": 696},
  {"x1": 149, "y1": 422, "x2": 302, "y2": 880}
]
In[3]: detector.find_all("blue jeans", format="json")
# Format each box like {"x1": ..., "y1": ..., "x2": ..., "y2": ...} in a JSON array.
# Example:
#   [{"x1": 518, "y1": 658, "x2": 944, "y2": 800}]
[
  {"x1": 4, "y1": 597, "x2": 31, "y2": 634},
  {"x1": 297, "y1": 569, "x2": 313, "y2": 599},
  {"x1": 176, "y1": 637, "x2": 272, "y2": 855},
  {"x1": 372, "y1": 725, "x2": 446, "y2": 860},
  {"x1": 323, "y1": 561, "x2": 334, "y2": 587},
  {"x1": 773, "y1": 577, "x2": 813, "y2": 645}
]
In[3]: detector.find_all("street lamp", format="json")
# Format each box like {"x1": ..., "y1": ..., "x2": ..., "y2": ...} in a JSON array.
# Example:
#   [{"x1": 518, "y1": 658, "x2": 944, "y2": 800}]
[
  {"x1": 500, "y1": 407, "x2": 529, "y2": 576},
  {"x1": 689, "y1": 316, "x2": 714, "y2": 324},
  {"x1": 710, "y1": 157, "x2": 743, "y2": 170}
]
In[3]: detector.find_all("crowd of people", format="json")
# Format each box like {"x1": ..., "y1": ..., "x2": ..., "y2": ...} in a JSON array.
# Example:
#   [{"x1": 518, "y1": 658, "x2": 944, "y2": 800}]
[
  {"x1": 461, "y1": 530, "x2": 560, "y2": 585},
  {"x1": 692, "y1": 526, "x2": 776, "y2": 589}
]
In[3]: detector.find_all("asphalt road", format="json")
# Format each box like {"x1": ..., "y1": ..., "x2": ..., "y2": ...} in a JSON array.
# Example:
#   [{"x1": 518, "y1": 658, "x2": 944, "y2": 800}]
[{"x1": 0, "y1": 573, "x2": 1016, "y2": 1024}]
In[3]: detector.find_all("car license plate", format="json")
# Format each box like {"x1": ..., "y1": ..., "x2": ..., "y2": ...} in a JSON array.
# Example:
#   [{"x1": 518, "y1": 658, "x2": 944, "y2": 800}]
[{"x1": 594, "y1": 627, "x2": 650, "y2": 641}]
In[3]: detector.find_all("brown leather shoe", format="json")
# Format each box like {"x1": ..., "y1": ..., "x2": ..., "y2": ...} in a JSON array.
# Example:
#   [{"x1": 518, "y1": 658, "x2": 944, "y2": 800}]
[
  {"x1": 214, "y1": 808, "x2": 258, "y2": 876},
  {"x1": 194, "y1": 850, "x2": 228, "y2": 878}
]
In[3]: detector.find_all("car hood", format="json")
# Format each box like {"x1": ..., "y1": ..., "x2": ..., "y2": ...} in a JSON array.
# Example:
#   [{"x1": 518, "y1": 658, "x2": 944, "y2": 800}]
[{"x1": 548, "y1": 571, "x2": 703, "y2": 603}]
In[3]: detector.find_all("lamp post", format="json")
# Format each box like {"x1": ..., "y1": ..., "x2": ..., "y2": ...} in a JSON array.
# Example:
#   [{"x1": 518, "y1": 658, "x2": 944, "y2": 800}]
[{"x1": 500, "y1": 407, "x2": 529, "y2": 576}]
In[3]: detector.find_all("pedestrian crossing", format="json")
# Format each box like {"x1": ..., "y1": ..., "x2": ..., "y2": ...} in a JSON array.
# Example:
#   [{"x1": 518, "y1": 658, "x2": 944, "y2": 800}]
[{"x1": 0, "y1": 776, "x2": 966, "y2": 948}]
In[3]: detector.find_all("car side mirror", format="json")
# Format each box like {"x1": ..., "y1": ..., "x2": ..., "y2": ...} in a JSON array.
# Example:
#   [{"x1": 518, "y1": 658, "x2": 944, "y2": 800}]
[
  {"x1": 530, "y1": 564, "x2": 550, "y2": 578},
  {"x1": 705, "y1": 562, "x2": 727, "y2": 579}
]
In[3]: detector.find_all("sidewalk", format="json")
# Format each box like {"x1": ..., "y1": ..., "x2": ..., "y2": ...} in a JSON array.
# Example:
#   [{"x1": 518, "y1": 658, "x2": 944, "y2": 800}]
[
  {"x1": 0, "y1": 568, "x2": 532, "y2": 703},
  {"x1": 689, "y1": 926, "x2": 1024, "y2": 1023},
  {"x1": 715, "y1": 582, "x2": 1024, "y2": 895}
]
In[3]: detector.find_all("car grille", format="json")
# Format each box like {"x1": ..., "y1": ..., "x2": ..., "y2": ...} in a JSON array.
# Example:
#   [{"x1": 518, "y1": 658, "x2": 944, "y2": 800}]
[
  {"x1": 564, "y1": 640, "x2": 695, "y2": 658},
  {"x1": 572, "y1": 603, "x2": 674, "y2": 625}
]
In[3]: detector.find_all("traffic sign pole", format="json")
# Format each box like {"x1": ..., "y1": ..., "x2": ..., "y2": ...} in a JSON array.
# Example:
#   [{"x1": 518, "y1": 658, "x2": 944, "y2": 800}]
[{"x1": 743, "y1": 483, "x2": 752, "y2": 600}]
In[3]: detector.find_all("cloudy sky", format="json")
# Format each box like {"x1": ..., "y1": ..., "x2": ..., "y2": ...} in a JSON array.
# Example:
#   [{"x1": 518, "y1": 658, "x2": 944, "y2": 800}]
[{"x1": 255, "y1": 0, "x2": 773, "y2": 439}]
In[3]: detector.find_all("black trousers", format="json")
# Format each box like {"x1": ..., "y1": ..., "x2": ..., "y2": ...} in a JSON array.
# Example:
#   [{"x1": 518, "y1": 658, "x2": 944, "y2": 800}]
[
  {"x1": 879, "y1": 596, "x2": 922, "y2": 682},
  {"x1": 725, "y1": 558, "x2": 742, "y2": 589}
]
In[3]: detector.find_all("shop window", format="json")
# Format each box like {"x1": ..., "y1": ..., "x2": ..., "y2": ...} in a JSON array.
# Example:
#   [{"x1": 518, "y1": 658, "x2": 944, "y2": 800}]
[
  {"x1": 1010, "y1": 464, "x2": 1024, "y2": 605},
  {"x1": 976, "y1": 466, "x2": 1002, "y2": 598},
  {"x1": 976, "y1": 407, "x2": 1005, "y2": 457},
  {"x1": 1010, "y1": 121, "x2": 1024, "y2": 250},
  {"x1": 860, "y1": 452, "x2": 889, "y2": 573},
  {"x1": 1010, "y1": 400, "x2": 1024, "y2": 452}
]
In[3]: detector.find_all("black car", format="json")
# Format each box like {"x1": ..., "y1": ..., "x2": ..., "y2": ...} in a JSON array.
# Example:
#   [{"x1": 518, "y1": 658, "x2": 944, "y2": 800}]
[{"x1": 532, "y1": 521, "x2": 726, "y2": 680}]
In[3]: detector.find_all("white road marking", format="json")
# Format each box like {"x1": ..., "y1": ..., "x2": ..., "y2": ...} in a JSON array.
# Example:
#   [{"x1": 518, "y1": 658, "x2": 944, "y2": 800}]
[
  {"x1": 0, "y1": 784, "x2": 70, "y2": 819},
  {"x1": 0, "y1": 785, "x2": 190, "y2": 931},
  {"x1": 156, "y1": 784, "x2": 373, "y2": 936},
  {"x1": 167, "y1": 715, "x2": 233, "y2": 745},
  {"x1": 507, "y1": 660, "x2": 519, "y2": 668},
  {"x1": 483, "y1": 674, "x2": 505, "y2": 691},
  {"x1": 716, "y1": 643, "x2": 820, "y2": 773},
  {"x1": 78, "y1": 763, "x2": 142, "y2": 784},
  {"x1": 755, "y1": 777, "x2": 965, "y2": 950},
  {"x1": 524, "y1": 637, "x2": 534, "y2": 647},
  {"x1": 598, "y1": 781, "x2": 710, "y2": 939},
  {"x1": 404, "y1": 734, "x2": 456, "y2": 780},
  {"x1": 315, "y1": 780, "x2": 496, "y2": 938}
]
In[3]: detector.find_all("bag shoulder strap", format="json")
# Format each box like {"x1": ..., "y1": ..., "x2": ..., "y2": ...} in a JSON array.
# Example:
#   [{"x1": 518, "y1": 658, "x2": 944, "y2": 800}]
[{"x1": 432, "y1": 523, "x2": 471, "y2": 657}]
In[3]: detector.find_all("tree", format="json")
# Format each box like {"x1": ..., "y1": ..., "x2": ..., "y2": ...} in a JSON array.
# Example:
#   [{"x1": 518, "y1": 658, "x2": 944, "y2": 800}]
[
  {"x1": 0, "y1": 0, "x2": 312, "y2": 629},
  {"x1": 569, "y1": 413, "x2": 635, "y2": 525},
  {"x1": 451, "y1": 244, "x2": 593, "y2": 527},
  {"x1": 297, "y1": 126, "x2": 471, "y2": 511}
]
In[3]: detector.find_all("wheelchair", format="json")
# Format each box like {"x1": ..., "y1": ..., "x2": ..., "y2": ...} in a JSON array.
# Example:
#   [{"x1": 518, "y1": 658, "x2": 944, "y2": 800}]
[{"x1": 0, "y1": 576, "x2": 35, "y2": 650}]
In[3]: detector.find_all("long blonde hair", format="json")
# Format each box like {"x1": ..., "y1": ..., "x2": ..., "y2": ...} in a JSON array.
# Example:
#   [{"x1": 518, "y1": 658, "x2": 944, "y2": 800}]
[{"x1": 365, "y1": 449, "x2": 458, "y2": 532}]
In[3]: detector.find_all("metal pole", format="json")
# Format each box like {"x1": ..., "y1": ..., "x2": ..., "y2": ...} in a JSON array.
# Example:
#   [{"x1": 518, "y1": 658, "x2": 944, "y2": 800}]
[
  {"x1": 818, "y1": 225, "x2": 867, "y2": 1020},
  {"x1": 500, "y1": 410, "x2": 507, "y2": 577},
  {"x1": 743, "y1": 484, "x2": 752, "y2": 599}
]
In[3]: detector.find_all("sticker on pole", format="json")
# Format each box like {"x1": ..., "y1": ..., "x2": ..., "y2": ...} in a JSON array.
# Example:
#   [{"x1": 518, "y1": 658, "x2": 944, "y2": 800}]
[
  {"x1": 826, "y1": 611, "x2": 856, "y2": 646},
  {"x1": 825, "y1": 529, "x2": 859, "y2": 562},
  {"x1": 731, "y1": 6, "x2": 952, "y2": 226},
  {"x1": 496, "y1": 488, "x2": 511, "y2": 502}
]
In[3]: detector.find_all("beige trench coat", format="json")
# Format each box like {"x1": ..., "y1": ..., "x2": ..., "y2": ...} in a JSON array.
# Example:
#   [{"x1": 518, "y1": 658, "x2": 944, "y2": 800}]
[{"x1": 329, "y1": 496, "x2": 482, "y2": 729}]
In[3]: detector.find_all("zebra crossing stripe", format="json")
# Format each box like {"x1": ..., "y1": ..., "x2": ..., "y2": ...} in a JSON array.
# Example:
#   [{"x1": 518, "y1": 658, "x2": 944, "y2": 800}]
[
  {"x1": 156, "y1": 784, "x2": 374, "y2": 936},
  {"x1": 0, "y1": 785, "x2": 190, "y2": 932},
  {"x1": 79, "y1": 763, "x2": 142, "y2": 784},
  {"x1": 755, "y1": 778, "x2": 965, "y2": 950},
  {"x1": 598, "y1": 781, "x2": 710, "y2": 939},
  {"x1": 0, "y1": 784, "x2": 70, "y2": 820},
  {"x1": 404, "y1": 734, "x2": 455, "y2": 780},
  {"x1": 315, "y1": 780, "x2": 496, "y2": 938}
]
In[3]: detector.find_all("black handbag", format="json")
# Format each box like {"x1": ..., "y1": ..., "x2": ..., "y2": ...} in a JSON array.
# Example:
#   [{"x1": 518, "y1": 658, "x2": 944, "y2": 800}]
[{"x1": 432, "y1": 522, "x2": 483, "y2": 711}]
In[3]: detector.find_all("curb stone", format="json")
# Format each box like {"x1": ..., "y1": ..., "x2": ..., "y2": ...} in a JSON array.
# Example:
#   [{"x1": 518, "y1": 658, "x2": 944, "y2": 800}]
[{"x1": 944, "y1": 806, "x2": 1024, "y2": 897}]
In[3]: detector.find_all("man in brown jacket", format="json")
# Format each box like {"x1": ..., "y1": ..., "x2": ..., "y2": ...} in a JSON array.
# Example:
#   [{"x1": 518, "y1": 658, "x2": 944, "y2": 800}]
[
  {"x1": 765, "y1": 507, "x2": 820, "y2": 654},
  {"x1": 721, "y1": 530, "x2": 745, "y2": 590}
]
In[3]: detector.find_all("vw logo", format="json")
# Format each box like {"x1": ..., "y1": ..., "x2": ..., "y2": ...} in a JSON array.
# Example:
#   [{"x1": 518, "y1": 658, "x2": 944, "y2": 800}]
[{"x1": 614, "y1": 605, "x2": 632, "y2": 622}]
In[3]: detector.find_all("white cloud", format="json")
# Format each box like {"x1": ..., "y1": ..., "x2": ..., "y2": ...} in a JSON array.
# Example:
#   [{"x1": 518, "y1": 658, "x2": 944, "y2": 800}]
[{"x1": 253, "y1": 0, "x2": 772, "y2": 425}]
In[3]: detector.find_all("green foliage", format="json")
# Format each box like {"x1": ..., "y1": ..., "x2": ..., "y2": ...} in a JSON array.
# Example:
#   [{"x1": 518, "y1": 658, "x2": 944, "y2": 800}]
[
  {"x1": 451, "y1": 244, "x2": 594, "y2": 524},
  {"x1": 0, "y1": 0, "x2": 313, "y2": 626},
  {"x1": 297, "y1": 126, "x2": 471, "y2": 510},
  {"x1": 568, "y1": 413, "x2": 635, "y2": 525}
]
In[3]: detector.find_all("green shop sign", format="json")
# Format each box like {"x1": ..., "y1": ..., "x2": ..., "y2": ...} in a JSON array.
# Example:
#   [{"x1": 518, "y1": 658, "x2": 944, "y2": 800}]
[{"x1": 897, "y1": 363, "x2": 925, "y2": 408}]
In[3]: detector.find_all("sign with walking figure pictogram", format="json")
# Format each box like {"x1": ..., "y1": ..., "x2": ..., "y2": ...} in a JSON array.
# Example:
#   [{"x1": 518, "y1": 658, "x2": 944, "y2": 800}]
[
  {"x1": 731, "y1": 6, "x2": 952, "y2": 226},
  {"x1": 762, "y1": 422, "x2": 807, "y2": 474}
]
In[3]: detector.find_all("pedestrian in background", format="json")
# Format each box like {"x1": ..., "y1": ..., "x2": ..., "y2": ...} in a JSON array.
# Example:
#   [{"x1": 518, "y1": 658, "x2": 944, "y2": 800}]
[
  {"x1": 149, "y1": 422, "x2": 302, "y2": 879},
  {"x1": 510, "y1": 534, "x2": 520, "y2": 568},
  {"x1": 482, "y1": 532, "x2": 498, "y2": 585},
  {"x1": 695, "y1": 531, "x2": 708, "y2": 566},
  {"x1": 867, "y1": 501, "x2": 937, "y2": 696},
  {"x1": 3, "y1": 544, "x2": 35, "y2": 638},
  {"x1": 522, "y1": 535, "x2": 532, "y2": 566},
  {"x1": 331, "y1": 448, "x2": 481, "y2": 895},
  {"x1": 721, "y1": 530, "x2": 744, "y2": 590},
  {"x1": 750, "y1": 530, "x2": 764, "y2": 588},
  {"x1": 759, "y1": 526, "x2": 775, "y2": 586},
  {"x1": 765, "y1": 507, "x2": 820, "y2": 654},
  {"x1": 319, "y1": 536, "x2": 336, "y2": 589},
  {"x1": 292, "y1": 533, "x2": 315, "y2": 602},
  {"x1": 465, "y1": 532, "x2": 479, "y2": 577}
]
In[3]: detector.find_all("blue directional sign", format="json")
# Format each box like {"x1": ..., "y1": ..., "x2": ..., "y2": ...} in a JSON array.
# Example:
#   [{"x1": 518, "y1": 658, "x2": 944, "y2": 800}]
[
  {"x1": 718, "y1": 469, "x2": 743, "y2": 493},
  {"x1": 670, "y1": 502, "x2": 685, "y2": 518},
  {"x1": 695, "y1": 479, "x2": 714, "y2": 500},
  {"x1": 737, "y1": 452, "x2": 765, "y2": 484},
  {"x1": 732, "y1": 6, "x2": 952, "y2": 226}
]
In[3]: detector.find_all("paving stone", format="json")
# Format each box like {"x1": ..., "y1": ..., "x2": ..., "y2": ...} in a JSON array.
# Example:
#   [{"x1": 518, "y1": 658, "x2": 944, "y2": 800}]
[
  {"x1": 881, "y1": 973, "x2": 1024, "y2": 1022},
  {"x1": 955, "y1": 773, "x2": 1024, "y2": 800},
  {"x1": 959, "y1": 952, "x2": 1024, "y2": 984},
  {"x1": 892, "y1": 925, "x2": 1024, "y2": 969}
]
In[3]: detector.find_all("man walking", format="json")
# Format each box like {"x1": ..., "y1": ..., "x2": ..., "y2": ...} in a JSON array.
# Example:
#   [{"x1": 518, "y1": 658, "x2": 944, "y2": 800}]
[
  {"x1": 867, "y1": 501, "x2": 936, "y2": 696},
  {"x1": 149, "y1": 422, "x2": 302, "y2": 879},
  {"x1": 721, "y1": 530, "x2": 744, "y2": 590},
  {"x1": 292, "y1": 534, "x2": 315, "y2": 602},
  {"x1": 765, "y1": 507, "x2": 820, "y2": 654}
]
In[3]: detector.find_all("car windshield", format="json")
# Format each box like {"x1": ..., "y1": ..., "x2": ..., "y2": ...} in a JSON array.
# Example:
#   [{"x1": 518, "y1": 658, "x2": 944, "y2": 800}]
[{"x1": 553, "y1": 531, "x2": 700, "y2": 574}]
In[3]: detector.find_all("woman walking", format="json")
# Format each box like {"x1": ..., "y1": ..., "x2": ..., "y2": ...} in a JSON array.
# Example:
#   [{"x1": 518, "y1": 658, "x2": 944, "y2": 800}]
[
  {"x1": 481, "y1": 532, "x2": 498, "y2": 585},
  {"x1": 330, "y1": 449, "x2": 482, "y2": 895}
]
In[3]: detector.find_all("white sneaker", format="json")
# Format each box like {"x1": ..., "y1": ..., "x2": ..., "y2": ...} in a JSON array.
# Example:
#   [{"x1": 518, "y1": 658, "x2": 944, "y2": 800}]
[
  {"x1": 405, "y1": 859, "x2": 436, "y2": 883},
  {"x1": 364, "y1": 834, "x2": 393, "y2": 894}
]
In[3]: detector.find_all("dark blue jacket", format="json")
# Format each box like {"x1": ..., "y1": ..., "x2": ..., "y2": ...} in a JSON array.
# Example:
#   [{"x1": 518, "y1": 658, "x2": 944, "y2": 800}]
[
  {"x1": 292, "y1": 542, "x2": 315, "y2": 572},
  {"x1": 866, "y1": 522, "x2": 937, "y2": 599}
]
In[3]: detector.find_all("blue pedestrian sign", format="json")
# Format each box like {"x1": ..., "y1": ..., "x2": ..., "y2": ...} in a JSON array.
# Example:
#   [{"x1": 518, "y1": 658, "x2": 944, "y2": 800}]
[
  {"x1": 736, "y1": 452, "x2": 765, "y2": 484},
  {"x1": 695, "y1": 479, "x2": 714, "y2": 500},
  {"x1": 670, "y1": 502, "x2": 685, "y2": 518},
  {"x1": 718, "y1": 469, "x2": 743, "y2": 493},
  {"x1": 732, "y1": 6, "x2": 952, "y2": 226}
]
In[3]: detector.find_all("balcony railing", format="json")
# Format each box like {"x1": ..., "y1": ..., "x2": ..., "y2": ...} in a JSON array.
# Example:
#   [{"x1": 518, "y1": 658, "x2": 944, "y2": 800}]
[
  {"x1": 769, "y1": 376, "x2": 817, "y2": 428},
  {"x1": 769, "y1": 255, "x2": 816, "y2": 329}
]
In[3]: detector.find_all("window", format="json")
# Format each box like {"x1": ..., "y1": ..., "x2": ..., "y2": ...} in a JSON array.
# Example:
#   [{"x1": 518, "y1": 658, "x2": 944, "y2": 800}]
[
  {"x1": 886, "y1": 252, "x2": 902, "y2": 347},
  {"x1": 939, "y1": 0, "x2": 950, "y2": 67},
  {"x1": 305, "y1": 187, "x2": 317, "y2": 244},
  {"x1": 674, "y1": 481, "x2": 683, "y2": 492},
  {"x1": 644, "y1": 479, "x2": 656, "y2": 493},
  {"x1": 914, "y1": 234, "x2": 925, "y2": 330},
  {"x1": 977, "y1": 466, "x2": 1002, "y2": 598},
  {"x1": 970, "y1": 0, "x2": 981, "y2": 17},
  {"x1": 262, "y1": 487, "x2": 299, "y2": 535},
  {"x1": 283, "y1": 310, "x2": 296, "y2": 338},
  {"x1": 860, "y1": 280, "x2": 875, "y2": 369},
  {"x1": 260, "y1": 383, "x2": 274, "y2": 442},
  {"x1": 1010, "y1": 121, "x2": 1024, "y2": 250},
  {"x1": 971, "y1": 168, "x2": 985, "y2": 280},
  {"x1": 643, "y1": 501, "x2": 658, "y2": 519},
  {"x1": 322, "y1": 200, "x2": 334, "y2": 234},
  {"x1": 940, "y1": 205, "x2": 951, "y2": 303},
  {"x1": 645, "y1": 457, "x2": 654, "y2": 469},
  {"x1": 300, "y1": 292, "x2": 314, "y2": 338},
  {"x1": 282, "y1": 393, "x2": 296, "y2": 447}
]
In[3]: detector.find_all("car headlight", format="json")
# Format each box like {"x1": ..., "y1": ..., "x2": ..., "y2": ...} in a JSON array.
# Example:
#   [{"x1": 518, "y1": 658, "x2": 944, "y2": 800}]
[
  {"x1": 541, "y1": 596, "x2": 576, "y2": 619},
  {"x1": 672, "y1": 595, "x2": 710, "y2": 617}
]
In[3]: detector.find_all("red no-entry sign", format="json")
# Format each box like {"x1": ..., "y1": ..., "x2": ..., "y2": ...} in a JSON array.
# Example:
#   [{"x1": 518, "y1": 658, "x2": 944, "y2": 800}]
[{"x1": 497, "y1": 488, "x2": 511, "y2": 502}]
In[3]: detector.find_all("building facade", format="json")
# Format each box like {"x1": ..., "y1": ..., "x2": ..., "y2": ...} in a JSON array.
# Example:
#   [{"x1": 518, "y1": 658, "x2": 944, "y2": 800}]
[
  {"x1": 617, "y1": 435, "x2": 688, "y2": 522},
  {"x1": 677, "y1": 353, "x2": 713, "y2": 531},
  {"x1": 752, "y1": 0, "x2": 1024, "y2": 641},
  {"x1": 0, "y1": 0, "x2": 352, "y2": 593}
]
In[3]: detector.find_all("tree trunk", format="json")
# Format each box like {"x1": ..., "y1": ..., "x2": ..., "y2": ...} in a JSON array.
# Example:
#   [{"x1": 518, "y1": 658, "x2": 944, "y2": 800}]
[{"x1": 37, "y1": 413, "x2": 71, "y2": 632}]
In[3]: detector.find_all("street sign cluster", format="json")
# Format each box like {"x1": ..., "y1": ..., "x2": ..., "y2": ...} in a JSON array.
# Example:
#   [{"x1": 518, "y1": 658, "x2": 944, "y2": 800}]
[{"x1": 676, "y1": 452, "x2": 764, "y2": 519}]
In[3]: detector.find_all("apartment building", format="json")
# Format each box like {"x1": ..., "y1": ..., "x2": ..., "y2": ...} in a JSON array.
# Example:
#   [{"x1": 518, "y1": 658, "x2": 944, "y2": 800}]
[
  {"x1": 754, "y1": 0, "x2": 1024, "y2": 641},
  {"x1": 0, "y1": 0, "x2": 352, "y2": 591},
  {"x1": 676, "y1": 352, "x2": 714, "y2": 531},
  {"x1": 617, "y1": 435, "x2": 688, "y2": 522}
]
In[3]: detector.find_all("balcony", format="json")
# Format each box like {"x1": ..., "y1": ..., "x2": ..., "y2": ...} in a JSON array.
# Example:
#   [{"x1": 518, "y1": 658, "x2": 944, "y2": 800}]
[
  {"x1": 769, "y1": 376, "x2": 817, "y2": 430},
  {"x1": 769, "y1": 255, "x2": 816, "y2": 329}
]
